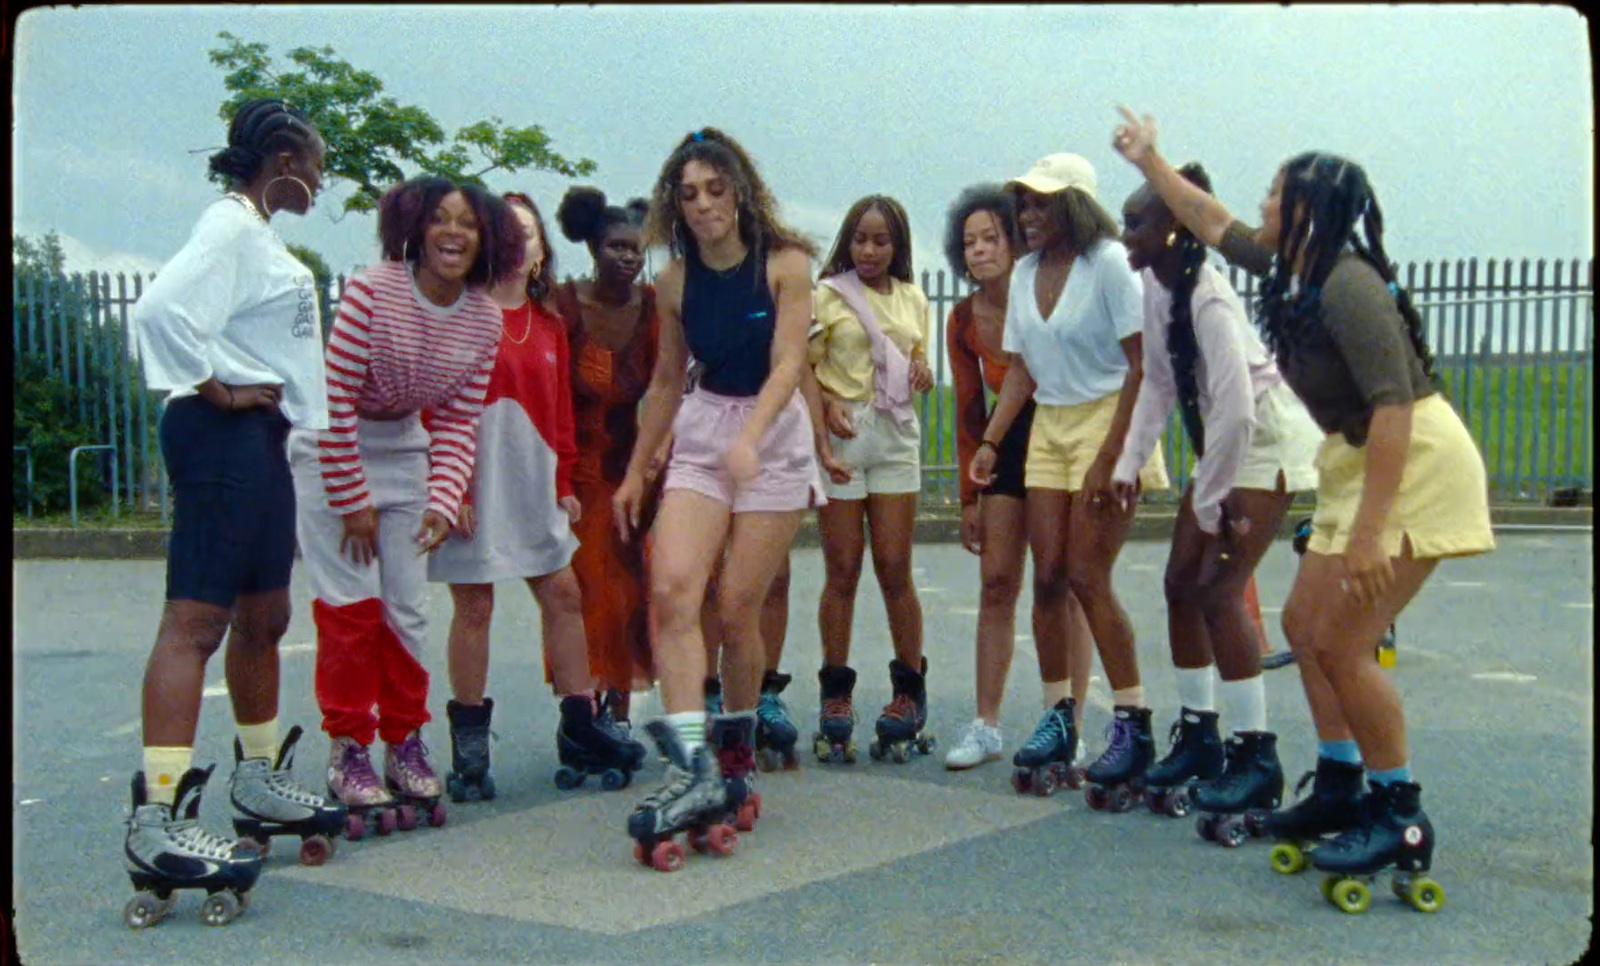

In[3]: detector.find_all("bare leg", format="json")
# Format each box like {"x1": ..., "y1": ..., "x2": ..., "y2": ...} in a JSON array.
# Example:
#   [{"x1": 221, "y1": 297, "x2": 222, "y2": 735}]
[
  {"x1": 816, "y1": 499, "x2": 866, "y2": 668},
  {"x1": 530, "y1": 567, "x2": 594, "y2": 697},
  {"x1": 142, "y1": 601, "x2": 232, "y2": 747},
  {"x1": 225, "y1": 588, "x2": 292, "y2": 726},
  {"x1": 865, "y1": 492, "x2": 923, "y2": 667},
  {"x1": 975, "y1": 495, "x2": 1027, "y2": 724},
  {"x1": 446, "y1": 584, "x2": 494, "y2": 706}
]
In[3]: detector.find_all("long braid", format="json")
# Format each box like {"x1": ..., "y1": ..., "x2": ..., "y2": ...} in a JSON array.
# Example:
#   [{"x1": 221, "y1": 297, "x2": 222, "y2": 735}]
[
  {"x1": 1348, "y1": 196, "x2": 1440, "y2": 386},
  {"x1": 1167, "y1": 162, "x2": 1213, "y2": 454}
]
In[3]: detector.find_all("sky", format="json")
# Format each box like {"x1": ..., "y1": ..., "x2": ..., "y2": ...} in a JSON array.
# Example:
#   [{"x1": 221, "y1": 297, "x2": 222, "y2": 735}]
[{"x1": 12, "y1": 4, "x2": 1595, "y2": 286}]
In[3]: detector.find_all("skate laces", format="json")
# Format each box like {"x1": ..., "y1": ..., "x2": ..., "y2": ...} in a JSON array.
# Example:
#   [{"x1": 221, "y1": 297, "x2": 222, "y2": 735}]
[
  {"x1": 640, "y1": 761, "x2": 696, "y2": 810},
  {"x1": 393, "y1": 734, "x2": 438, "y2": 780},
  {"x1": 882, "y1": 694, "x2": 917, "y2": 721},
  {"x1": 340, "y1": 743, "x2": 383, "y2": 791},
  {"x1": 265, "y1": 769, "x2": 326, "y2": 807},
  {"x1": 756, "y1": 690, "x2": 789, "y2": 724},
  {"x1": 821, "y1": 696, "x2": 855, "y2": 722},
  {"x1": 1023, "y1": 710, "x2": 1067, "y2": 752},
  {"x1": 1099, "y1": 717, "x2": 1134, "y2": 763},
  {"x1": 168, "y1": 814, "x2": 243, "y2": 861},
  {"x1": 1164, "y1": 719, "x2": 1183, "y2": 750}
]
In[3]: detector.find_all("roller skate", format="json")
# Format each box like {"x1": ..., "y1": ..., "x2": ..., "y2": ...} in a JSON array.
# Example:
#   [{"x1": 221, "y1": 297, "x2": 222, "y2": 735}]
[
  {"x1": 1311, "y1": 780, "x2": 1442, "y2": 914},
  {"x1": 230, "y1": 725, "x2": 346, "y2": 865},
  {"x1": 711, "y1": 712, "x2": 760, "y2": 831},
  {"x1": 627, "y1": 719, "x2": 740, "y2": 872},
  {"x1": 754, "y1": 671, "x2": 801, "y2": 771},
  {"x1": 870, "y1": 658, "x2": 935, "y2": 763},
  {"x1": 1141, "y1": 708, "x2": 1223, "y2": 818},
  {"x1": 383, "y1": 730, "x2": 448, "y2": 831},
  {"x1": 327, "y1": 736, "x2": 399, "y2": 841},
  {"x1": 1011, "y1": 699, "x2": 1083, "y2": 796},
  {"x1": 1082, "y1": 705, "x2": 1156, "y2": 813},
  {"x1": 555, "y1": 693, "x2": 648, "y2": 791},
  {"x1": 812, "y1": 664, "x2": 858, "y2": 764},
  {"x1": 445, "y1": 698, "x2": 496, "y2": 803},
  {"x1": 1191, "y1": 730, "x2": 1284, "y2": 846},
  {"x1": 123, "y1": 766, "x2": 261, "y2": 928},
  {"x1": 1265, "y1": 756, "x2": 1367, "y2": 876}
]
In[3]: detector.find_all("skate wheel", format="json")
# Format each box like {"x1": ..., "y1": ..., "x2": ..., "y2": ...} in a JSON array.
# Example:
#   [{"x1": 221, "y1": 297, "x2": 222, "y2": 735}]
[
  {"x1": 375, "y1": 808, "x2": 398, "y2": 837},
  {"x1": 812, "y1": 736, "x2": 831, "y2": 762},
  {"x1": 891, "y1": 743, "x2": 910, "y2": 765},
  {"x1": 706, "y1": 823, "x2": 737, "y2": 856},
  {"x1": 554, "y1": 766, "x2": 584, "y2": 791},
  {"x1": 1216, "y1": 819, "x2": 1246, "y2": 848},
  {"x1": 756, "y1": 748, "x2": 778, "y2": 772},
  {"x1": 735, "y1": 800, "x2": 757, "y2": 833},
  {"x1": 633, "y1": 842, "x2": 650, "y2": 866},
  {"x1": 869, "y1": 741, "x2": 886, "y2": 762},
  {"x1": 651, "y1": 839, "x2": 685, "y2": 873},
  {"x1": 344, "y1": 812, "x2": 367, "y2": 842},
  {"x1": 688, "y1": 829, "x2": 709, "y2": 853},
  {"x1": 1404, "y1": 876, "x2": 1444, "y2": 913},
  {"x1": 600, "y1": 769, "x2": 628, "y2": 792},
  {"x1": 1196, "y1": 814, "x2": 1218, "y2": 842},
  {"x1": 428, "y1": 801, "x2": 448, "y2": 828},
  {"x1": 1085, "y1": 785, "x2": 1109, "y2": 811},
  {"x1": 395, "y1": 804, "x2": 419, "y2": 832},
  {"x1": 123, "y1": 892, "x2": 168, "y2": 929},
  {"x1": 843, "y1": 741, "x2": 858, "y2": 764},
  {"x1": 479, "y1": 774, "x2": 497, "y2": 800},
  {"x1": 1147, "y1": 789, "x2": 1167, "y2": 815},
  {"x1": 199, "y1": 891, "x2": 242, "y2": 927},
  {"x1": 1166, "y1": 790, "x2": 1192, "y2": 819},
  {"x1": 1329, "y1": 877, "x2": 1371, "y2": 915},
  {"x1": 1319, "y1": 875, "x2": 1340, "y2": 903},
  {"x1": 447, "y1": 774, "x2": 466, "y2": 803},
  {"x1": 238, "y1": 835, "x2": 271, "y2": 858},
  {"x1": 782, "y1": 748, "x2": 800, "y2": 771},
  {"x1": 1270, "y1": 843, "x2": 1307, "y2": 875},
  {"x1": 1033, "y1": 770, "x2": 1057, "y2": 797},
  {"x1": 299, "y1": 834, "x2": 335, "y2": 867},
  {"x1": 1243, "y1": 811, "x2": 1267, "y2": 838},
  {"x1": 1109, "y1": 785, "x2": 1134, "y2": 813},
  {"x1": 1011, "y1": 768, "x2": 1031, "y2": 795},
  {"x1": 1063, "y1": 767, "x2": 1084, "y2": 791}
]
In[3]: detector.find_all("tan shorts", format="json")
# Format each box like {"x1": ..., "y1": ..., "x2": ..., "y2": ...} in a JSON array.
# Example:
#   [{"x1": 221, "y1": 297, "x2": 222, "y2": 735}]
[
  {"x1": 1027, "y1": 391, "x2": 1170, "y2": 494},
  {"x1": 1236, "y1": 382, "x2": 1321, "y2": 493},
  {"x1": 1307, "y1": 393, "x2": 1496, "y2": 560},
  {"x1": 824, "y1": 400, "x2": 922, "y2": 500}
]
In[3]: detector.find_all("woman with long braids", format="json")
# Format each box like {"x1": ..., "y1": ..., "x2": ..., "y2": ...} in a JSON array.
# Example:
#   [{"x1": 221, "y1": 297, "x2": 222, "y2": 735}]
[
  {"x1": 615, "y1": 127, "x2": 821, "y2": 868},
  {"x1": 1113, "y1": 107, "x2": 1492, "y2": 911},
  {"x1": 1112, "y1": 163, "x2": 1321, "y2": 843},
  {"x1": 968, "y1": 154, "x2": 1169, "y2": 807},
  {"x1": 292, "y1": 176, "x2": 523, "y2": 838},
  {"x1": 428, "y1": 192, "x2": 645, "y2": 804},
  {"x1": 127, "y1": 98, "x2": 339, "y2": 925}
]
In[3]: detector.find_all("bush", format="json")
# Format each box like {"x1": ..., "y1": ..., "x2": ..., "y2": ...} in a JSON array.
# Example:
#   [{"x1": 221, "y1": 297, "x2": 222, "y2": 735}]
[{"x1": 12, "y1": 353, "x2": 115, "y2": 515}]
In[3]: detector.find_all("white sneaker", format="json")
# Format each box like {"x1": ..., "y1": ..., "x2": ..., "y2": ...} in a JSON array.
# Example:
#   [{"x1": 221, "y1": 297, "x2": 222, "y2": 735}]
[{"x1": 944, "y1": 719, "x2": 1003, "y2": 770}]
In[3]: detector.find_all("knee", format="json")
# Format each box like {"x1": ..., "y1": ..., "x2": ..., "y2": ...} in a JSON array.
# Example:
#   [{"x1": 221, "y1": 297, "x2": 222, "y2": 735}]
[
  {"x1": 1194, "y1": 573, "x2": 1246, "y2": 620},
  {"x1": 1280, "y1": 600, "x2": 1315, "y2": 654},
  {"x1": 452, "y1": 588, "x2": 495, "y2": 630},
  {"x1": 1032, "y1": 562, "x2": 1070, "y2": 607},
  {"x1": 1163, "y1": 565, "x2": 1195, "y2": 609},
  {"x1": 1064, "y1": 564, "x2": 1108, "y2": 604},
  {"x1": 765, "y1": 564, "x2": 791, "y2": 604},
  {"x1": 980, "y1": 570, "x2": 1022, "y2": 611},
  {"x1": 872, "y1": 555, "x2": 915, "y2": 602},
  {"x1": 538, "y1": 570, "x2": 584, "y2": 618},
  {"x1": 652, "y1": 569, "x2": 703, "y2": 630},
  {"x1": 164, "y1": 606, "x2": 232, "y2": 660},
  {"x1": 717, "y1": 581, "x2": 765, "y2": 635},
  {"x1": 823, "y1": 554, "x2": 864, "y2": 596}
]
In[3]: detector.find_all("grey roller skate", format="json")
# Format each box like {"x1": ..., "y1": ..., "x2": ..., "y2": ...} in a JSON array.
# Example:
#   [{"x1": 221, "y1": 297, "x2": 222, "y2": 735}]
[
  {"x1": 711, "y1": 712, "x2": 760, "y2": 831},
  {"x1": 1082, "y1": 705, "x2": 1157, "y2": 813},
  {"x1": 555, "y1": 693, "x2": 648, "y2": 791},
  {"x1": 230, "y1": 725, "x2": 346, "y2": 865},
  {"x1": 755, "y1": 670, "x2": 801, "y2": 772},
  {"x1": 327, "y1": 736, "x2": 399, "y2": 841},
  {"x1": 627, "y1": 720, "x2": 739, "y2": 872},
  {"x1": 1142, "y1": 708, "x2": 1224, "y2": 818},
  {"x1": 123, "y1": 765, "x2": 261, "y2": 929},
  {"x1": 812, "y1": 664, "x2": 859, "y2": 764},
  {"x1": 445, "y1": 698, "x2": 496, "y2": 803},
  {"x1": 870, "y1": 658, "x2": 935, "y2": 763},
  {"x1": 1012, "y1": 698, "x2": 1083, "y2": 796},
  {"x1": 383, "y1": 730, "x2": 447, "y2": 831},
  {"x1": 1191, "y1": 730, "x2": 1284, "y2": 846}
]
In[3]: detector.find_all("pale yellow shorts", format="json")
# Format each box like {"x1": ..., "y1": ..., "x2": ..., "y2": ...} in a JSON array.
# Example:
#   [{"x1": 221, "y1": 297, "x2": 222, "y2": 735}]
[
  {"x1": 1236, "y1": 382, "x2": 1322, "y2": 493},
  {"x1": 1307, "y1": 392, "x2": 1496, "y2": 560},
  {"x1": 1027, "y1": 391, "x2": 1170, "y2": 494}
]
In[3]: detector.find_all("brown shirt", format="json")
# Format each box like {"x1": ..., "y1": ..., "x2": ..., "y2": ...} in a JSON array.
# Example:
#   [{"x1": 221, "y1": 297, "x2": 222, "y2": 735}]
[{"x1": 1217, "y1": 220, "x2": 1434, "y2": 446}]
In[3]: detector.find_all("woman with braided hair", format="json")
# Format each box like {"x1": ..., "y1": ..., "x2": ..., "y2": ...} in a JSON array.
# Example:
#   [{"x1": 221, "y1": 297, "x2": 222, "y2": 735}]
[
  {"x1": 1111, "y1": 162, "x2": 1321, "y2": 843},
  {"x1": 1113, "y1": 107, "x2": 1492, "y2": 910}
]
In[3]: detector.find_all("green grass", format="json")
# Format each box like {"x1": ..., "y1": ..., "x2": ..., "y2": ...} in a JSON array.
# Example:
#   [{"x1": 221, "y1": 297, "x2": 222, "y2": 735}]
[{"x1": 13, "y1": 507, "x2": 167, "y2": 529}]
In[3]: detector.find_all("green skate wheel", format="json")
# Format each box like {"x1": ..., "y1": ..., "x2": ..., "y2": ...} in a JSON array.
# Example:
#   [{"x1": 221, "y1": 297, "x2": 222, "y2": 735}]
[
  {"x1": 1406, "y1": 876, "x2": 1444, "y2": 913},
  {"x1": 1330, "y1": 878, "x2": 1370, "y2": 915},
  {"x1": 1270, "y1": 843, "x2": 1307, "y2": 875}
]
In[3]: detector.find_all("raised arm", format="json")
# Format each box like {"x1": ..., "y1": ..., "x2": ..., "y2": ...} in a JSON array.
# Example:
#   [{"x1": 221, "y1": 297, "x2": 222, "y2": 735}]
[{"x1": 1112, "y1": 106, "x2": 1236, "y2": 249}]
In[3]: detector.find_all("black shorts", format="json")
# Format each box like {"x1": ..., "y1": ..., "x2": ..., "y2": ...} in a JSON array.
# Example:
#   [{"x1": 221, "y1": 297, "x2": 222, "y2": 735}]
[
  {"x1": 160, "y1": 396, "x2": 296, "y2": 607},
  {"x1": 981, "y1": 399, "x2": 1035, "y2": 501}
]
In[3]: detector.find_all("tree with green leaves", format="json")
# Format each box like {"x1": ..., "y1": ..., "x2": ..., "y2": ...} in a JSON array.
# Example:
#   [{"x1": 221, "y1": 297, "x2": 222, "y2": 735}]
[{"x1": 209, "y1": 32, "x2": 598, "y2": 217}]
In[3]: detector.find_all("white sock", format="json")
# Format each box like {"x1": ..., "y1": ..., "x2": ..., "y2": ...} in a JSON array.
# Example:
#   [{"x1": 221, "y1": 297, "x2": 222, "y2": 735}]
[
  {"x1": 1042, "y1": 678, "x2": 1072, "y2": 709},
  {"x1": 1174, "y1": 666, "x2": 1215, "y2": 712},
  {"x1": 666, "y1": 711, "x2": 708, "y2": 752},
  {"x1": 1217, "y1": 675, "x2": 1268, "y2": 734},
  {"x1": 1111, "y1": 685, "x2": 1145, "y2": 708}
]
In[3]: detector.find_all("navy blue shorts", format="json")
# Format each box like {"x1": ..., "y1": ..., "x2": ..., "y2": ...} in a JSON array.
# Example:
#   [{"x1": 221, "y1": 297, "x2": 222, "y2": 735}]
[
  {"x1": 160, "y1": 396, "x2": 296, "y2": 607},
  {"x1": 981, "y1": 399, "x2": 1035, "y2": 501}
]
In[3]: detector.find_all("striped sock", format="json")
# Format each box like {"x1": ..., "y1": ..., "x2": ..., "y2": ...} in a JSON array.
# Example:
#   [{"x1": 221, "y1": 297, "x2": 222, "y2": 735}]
[
  {"x1": 666, "y1": 711, "x2": 708, "y2": 752},
  {"x1": 235, "y1": 717, "x2": 280, "y2": 763},
  {"x1": 142, "y1": 746, "x2": 193, "y2": 807},
  {"x1": 1318, "y1": 739, "x2": 1364, "y2": 766},
  {"x1": 1368, "y1": 764, "x2": 1413, "y2": 786}
]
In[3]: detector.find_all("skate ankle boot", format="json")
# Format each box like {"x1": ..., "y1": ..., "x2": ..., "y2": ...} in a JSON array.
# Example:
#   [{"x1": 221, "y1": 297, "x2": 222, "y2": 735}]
[
  {"x1": 1311, "y1": 781, "x2": 1442, "y2": 914},
  {"x1": 1012, "y1": 699, "x2": 1083, "y2": 796},
  {"x1": 871, "y1": 658, "x2": 935, "y2": 763},
  {"x1": 230, "y1": 725, "x2": 346, "y2": 865},
  {"x1": 445, "y1": 699, "x2": 496, "y2": 804},
  {"x1": 755, "y1": 670, "x2": 801, "y2": 772},
  {"x1": 327, "y1": 736, "x2": 398, "y2": 841},
  {"x1": 1265, "y1": 756, "x2": 1367, "y2": 875},
  {"x1": 1143, "y1": 708, "x2": 1224, "y2": 818},
  {"x1": 704, "y1": 677, "x2": 724, "y2": 716},
  {"x1": 1192, "y1": 731, "x2": 1285, "y2": 846},
  {"x1": 383, "y1": 730, "x2": 447, "y2": 831},
  {"x1": 710, "y1": 712, "x2": 760, "y2": 831},
  {"x1": 627, "y1": 719, "x2": 738, "y2": 873},
  {"x1": 123, "y1": 766, "x2": 262, "y2": 929},
  {"x1": 812, "y1": 664, "x2": 858, "y2": 764},
  {"x1": 1083, "y1": 705, "x2": 1156, "y2": 813},
  {"x1": 596, "y1": 688, "x2": 635, "y2": 741},
  {"x1": 556, "y1": 692, "x2": 646, "y2": 792}
]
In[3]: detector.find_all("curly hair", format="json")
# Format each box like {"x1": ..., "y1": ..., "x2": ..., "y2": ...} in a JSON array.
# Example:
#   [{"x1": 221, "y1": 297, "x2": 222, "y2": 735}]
[
  {"x1": 1256, "y1": 152, "x2": 1438, "y2": 385},
  {"x1": 818, "y1": 195, "x2": 914, "y2": 283},
  {"x1": 503, "y1": 191, "x2": 557, "y2": 303},
  {"x1": 377, "y1": 177, "x2": 526, "y2": 289},
  {"x1": 208, "y1": 98, "x2": 319, "y2": 187},
  {"x1": 643, "y1": 127, "x2": 817, "y2": 262},
  {"x1": 556, "y1": 185, "x2": 649, "y2": 253},
  {"x1": 943, "y1": 184, "x2": 1017, "y2": 280},
  {"x1": 1165, "y1": 162, "x2": 1216, "y2": 454}
]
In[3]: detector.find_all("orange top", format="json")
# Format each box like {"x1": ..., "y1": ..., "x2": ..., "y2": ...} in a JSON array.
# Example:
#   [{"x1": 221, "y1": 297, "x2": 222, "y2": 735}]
[{"x1": 946, "y1": 295, "x2": 1013, "y2": 506}]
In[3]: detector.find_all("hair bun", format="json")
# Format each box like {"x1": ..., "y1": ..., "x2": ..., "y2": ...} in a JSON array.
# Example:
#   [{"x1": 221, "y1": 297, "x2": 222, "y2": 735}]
[
  {"x1": 556, "y1": 186, "x2": 608, "y2": 243},
  {"x1": 208, "y1": 144, "x2": 262, "y2": 182},
  {"x1": 623, "y1": 197, "x2": 650, "y2": 225}
]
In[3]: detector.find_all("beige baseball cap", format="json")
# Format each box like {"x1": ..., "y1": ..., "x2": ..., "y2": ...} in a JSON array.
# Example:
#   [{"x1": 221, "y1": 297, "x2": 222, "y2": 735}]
[{"x1": 1008, "y1": 153, "x2": 1098, "y2": 199}]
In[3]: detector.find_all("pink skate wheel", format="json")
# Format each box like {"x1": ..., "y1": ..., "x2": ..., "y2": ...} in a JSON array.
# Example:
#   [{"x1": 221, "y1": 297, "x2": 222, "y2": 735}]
[
  {"x1": 633, "y1": 842, "x2": 649, "y2": 866},
  {"x1": 651, "y1": 840, "x2": 685, "y2": 873},
  {"x1": 375, "y1": 809, "x2": 398, "y2": 837},
  {"x1": 735, "y1": 801, "x2": 757, "y2": 833},
  {"x1": 344, "y1": 813, "x2": 366, "y2": 842},
  {"x1": 395, "y1": 804, "x2": 419, "y2": 832},
  {"x1": 428, "y1": 802, "x2": 447, "y2": 828},
  {"x1": 299, "y1": 835, "x2": 334, "y2": 866},
  {"x1": 706, "y1": 824, "x2": 737, "y2": 855}
]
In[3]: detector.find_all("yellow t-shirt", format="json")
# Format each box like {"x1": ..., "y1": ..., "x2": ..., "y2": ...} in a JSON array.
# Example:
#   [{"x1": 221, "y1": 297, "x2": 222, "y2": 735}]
[{"x1": 807, "y1": 278, "x2": 930, "y2": 402}]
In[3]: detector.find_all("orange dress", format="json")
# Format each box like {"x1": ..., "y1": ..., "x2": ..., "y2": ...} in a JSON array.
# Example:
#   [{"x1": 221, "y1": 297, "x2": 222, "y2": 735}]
[{"x1": 555, "y1": 281, "x2": 660, "y2": 693}]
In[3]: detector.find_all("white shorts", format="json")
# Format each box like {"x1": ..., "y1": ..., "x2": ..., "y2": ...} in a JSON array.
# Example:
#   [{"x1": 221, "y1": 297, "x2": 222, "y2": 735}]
[
  {"x1": 1235, "y1": 382, "x2": 1322, "y2": 493},
  {"x1": 825, "y1": 400, "x2": 922, "y2": 501}
]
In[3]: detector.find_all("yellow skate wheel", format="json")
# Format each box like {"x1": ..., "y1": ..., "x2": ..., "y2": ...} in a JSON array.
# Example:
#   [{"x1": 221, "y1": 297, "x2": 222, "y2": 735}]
[
  {"x1": 1319, "y1": 875, "x2": 1339, "y2": 903},
  {"x1": 1330, "y1": 878, "x2": 1371, "y2": 915},
  {"x1": 1270, "y1": 843, "x2": 1307, "y2": 875},
  {"x1": 1406, "y1": 876, "x2": 1444, "y2": 913},
  {"x1": 1377, "y1": 646, "x2": 1397, "y2": 668}
]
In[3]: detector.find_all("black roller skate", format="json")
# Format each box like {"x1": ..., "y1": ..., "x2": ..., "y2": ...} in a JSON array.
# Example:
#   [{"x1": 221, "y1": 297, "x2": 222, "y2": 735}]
[
  {"x1": 1011, "y1": 698, "x2": 1083, "y2": 796},
  {"x1": 628, "y1": 720, "x2": 739, "y2": 873},
  {"x1": 711, "y1": 712, "x2": 760, "y2": 831},
  {"x1": 123, "y1": 766, "x2": 261, "y2": 928},
  {"x1": 1142, "y1": 708, "x2": 1223, "y2": 818},
  {"x1": 327, "y1": 736, "x2": 399, "y2": 841},
  {"x1": 1265, "y1": 756, "x2": 1367, "y2": 876},
  {"x1": 384, "y1": 730, "x2": 448, "y2": 831},
  {"x1": 230, "y1": 725, "x2": 346, "y2": 865},
  {"x1": 755, "y1": 670, "x2": 801, "y2": 771},
  {"x1": 870, "y1": 658, "x2": 935, "y2": 763},
  {"x1": 1083, "y1": 705, "x2": 1156, "y2": 813},
  {"x1": 445, "y1": 698, "x2": 496, "y2": 803},
  {"x1": 1191, "y1": 730, "x2": 1284, "y2": 846},
  {"x1": 1312, "y1": 780, "x2": 1442, "y2": 914},
  {"x1": 812, "y1": 664, "x2": 859, "y2": 763},
  {"x1": 555, "y1": 693, "x2": 648, "y2": 791}
]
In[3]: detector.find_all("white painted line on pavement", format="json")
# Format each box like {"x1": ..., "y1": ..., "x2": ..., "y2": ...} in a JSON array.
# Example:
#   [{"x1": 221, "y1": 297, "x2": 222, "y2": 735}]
[
  {"x1": 1564, "y1": 602, "x2": 1593, "y2": 609},
  {"x1": 103, "y1": 719, "x2": 140, "y2": 738},
  {"x1": 19, "y1": 799, "x2": 41, "y2": 806},
  {"x1": 1447, "y1": 581, "x2": 1487, "y2": 588},
  {"x1": 917, "y1": 586, "x2": 948, "y2": 595},
  {"x1": 1259, "y1": 606, "x2": 1283, "y2": 614},
  {"x1": 950, "y1": 606, "x2": 980, "y2": 615},
  {"x1": 202, "y1": 683, "x2": 229, "y2": 698},
  {"x1": 1472, "y1": 671, "x2": 1537, "y2": 683},
  {"x1": 280, "y1": 642, "x2": 316, "y2": 654}
]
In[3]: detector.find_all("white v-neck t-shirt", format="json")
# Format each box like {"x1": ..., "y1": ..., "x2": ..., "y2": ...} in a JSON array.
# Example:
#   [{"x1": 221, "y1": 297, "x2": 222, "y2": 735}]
[{"x1": 1001, "y1": 238, "x2": 1144, "y2": 407}]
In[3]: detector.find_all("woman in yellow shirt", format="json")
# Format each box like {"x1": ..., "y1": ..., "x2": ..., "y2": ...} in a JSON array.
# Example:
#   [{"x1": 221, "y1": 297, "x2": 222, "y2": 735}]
[{"x1": 805, "y1": 195, "x2": 936, "y2": 764}]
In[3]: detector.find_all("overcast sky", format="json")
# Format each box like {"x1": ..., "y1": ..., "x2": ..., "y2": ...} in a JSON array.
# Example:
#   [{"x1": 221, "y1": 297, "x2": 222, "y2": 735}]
[{"x1": 13, "y1": 4, "x2": 1595, "y2": 285}]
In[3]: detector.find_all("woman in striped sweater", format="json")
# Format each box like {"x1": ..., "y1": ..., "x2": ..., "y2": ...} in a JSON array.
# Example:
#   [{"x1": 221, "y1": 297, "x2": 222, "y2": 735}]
[{"x1": 288, "y1": 176, "x2": 524, "y2": 836}]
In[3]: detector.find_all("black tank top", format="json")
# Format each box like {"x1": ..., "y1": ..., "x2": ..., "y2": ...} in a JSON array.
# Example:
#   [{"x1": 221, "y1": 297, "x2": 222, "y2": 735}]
[{"x1": 680, "y1": 246, "x2": 776, "y2": 398}]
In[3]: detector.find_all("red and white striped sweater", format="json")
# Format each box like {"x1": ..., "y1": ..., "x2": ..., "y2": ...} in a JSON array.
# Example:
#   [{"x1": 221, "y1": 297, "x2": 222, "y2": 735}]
[{"x1": 319, "y1": 261, "x2": 503, "y2": 525}]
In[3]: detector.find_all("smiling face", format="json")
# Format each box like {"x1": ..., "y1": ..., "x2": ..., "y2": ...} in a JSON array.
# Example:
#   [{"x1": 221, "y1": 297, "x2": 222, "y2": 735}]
[
  {"x1": 962, "y1": 208, "x2": 1012, "y2": 283},
  {"x1": 678, "y1": 158, "x2": 738, "y2": 247},
  {"x1": 1256, "y1": 168, "x2": 1287, "y2": 250},
  {"x1": 849, "y1": 206, "x2": 895, "y2": 285},
  {"x1": 1015, "y1": 188, "x2": 1062, "y2": 252},
  {"x1": 596, "y1": 222, "x2": 644, "y2": 286},
  {"x1": 264, "y1": 133, "x2": 326, "y2": 215},
  {"x1": 508, "y1": 203, "x2": 542, "y2": 280},
  {"x1": 422, "y1": 190, "x2": 482, "y2": 283},
  {"x1": 1120, "y1": 185, "x2": 1172, "y2": 274}
]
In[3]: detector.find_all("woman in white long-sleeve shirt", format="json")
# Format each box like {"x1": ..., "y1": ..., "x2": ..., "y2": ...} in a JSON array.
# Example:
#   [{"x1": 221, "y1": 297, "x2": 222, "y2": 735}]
[
  {"x1": 127, "y1": 99, "x2": 344, "y2": 909},
  {"x1": 1111, "y1": 163, "x2": 1321, "y2": 838}
]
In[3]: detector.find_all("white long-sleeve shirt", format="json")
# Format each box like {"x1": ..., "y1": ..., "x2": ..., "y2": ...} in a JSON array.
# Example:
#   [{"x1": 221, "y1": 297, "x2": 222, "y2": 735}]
[
  {"x1": 1114, "y1": 265, "x2": 1283, "y2": 534},
  {"x1": 133, "y1": 196, "x2": 329, "y2": 428}
]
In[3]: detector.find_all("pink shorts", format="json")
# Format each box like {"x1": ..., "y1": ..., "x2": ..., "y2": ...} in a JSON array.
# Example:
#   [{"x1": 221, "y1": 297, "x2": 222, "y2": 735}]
[{"x1": 664, "y1": 388, "x2": 826, "y2": 513}]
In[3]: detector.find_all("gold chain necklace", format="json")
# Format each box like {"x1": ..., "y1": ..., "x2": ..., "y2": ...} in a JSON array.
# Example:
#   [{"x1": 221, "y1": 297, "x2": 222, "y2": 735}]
[{"x1": 505, "y1": 301, "x2": 535, "y2": 345}]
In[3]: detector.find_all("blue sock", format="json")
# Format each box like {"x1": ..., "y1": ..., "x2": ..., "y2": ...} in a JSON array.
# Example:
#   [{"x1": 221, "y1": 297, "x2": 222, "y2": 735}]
[
  {"x1": 1368, "y1": 764, "x2": 1413, "y2": 786},
  {"x1": 1318, "y1": 739, "x2": 1364, "y2": 766}
]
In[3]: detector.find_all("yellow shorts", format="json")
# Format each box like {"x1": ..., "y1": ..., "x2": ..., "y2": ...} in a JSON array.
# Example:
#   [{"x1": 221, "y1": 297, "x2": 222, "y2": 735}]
[
  {"x1": 1026, "y1": 391, "x2": 1170, "y2": 494},
  {"x1": 1307, "y1": 393, "x2": 1496, "y2": 560}
]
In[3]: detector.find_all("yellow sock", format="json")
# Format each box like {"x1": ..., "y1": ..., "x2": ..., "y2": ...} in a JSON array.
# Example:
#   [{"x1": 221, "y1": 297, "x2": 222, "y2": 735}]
[
  {"x1": 236, "y1": 718, "x2": 280, "y2": 763},
  {"x1": 143, "y1": 747, "x2": 193, "y2": 807}
]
